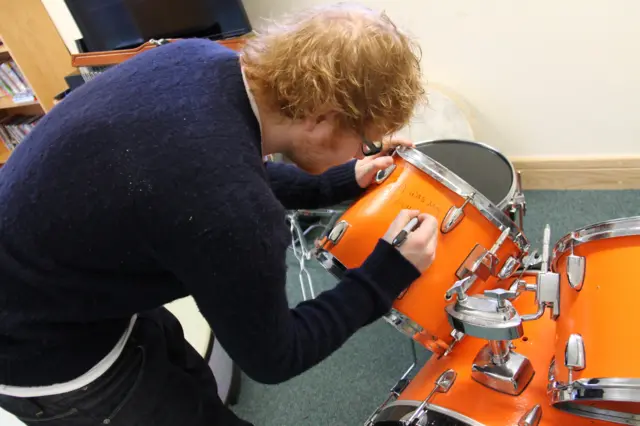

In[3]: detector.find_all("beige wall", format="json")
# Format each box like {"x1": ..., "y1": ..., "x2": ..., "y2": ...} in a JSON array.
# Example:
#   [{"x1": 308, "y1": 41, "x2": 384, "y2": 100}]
[
  {"x1": 243, "y1": 0, "x2": 640, "y2": 159},
  {"x1": 44, "y1": 0, "x2": 640, "y2": 158}
]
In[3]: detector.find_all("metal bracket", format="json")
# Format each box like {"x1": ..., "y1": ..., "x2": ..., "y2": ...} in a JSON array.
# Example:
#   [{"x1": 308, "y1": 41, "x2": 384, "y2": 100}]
[
  {"x1": 456, "y1": 244, "x2": 499, "y2": 281},
  {"x1": 471, "y1": 343, "x2": 534, "y2": 396}
]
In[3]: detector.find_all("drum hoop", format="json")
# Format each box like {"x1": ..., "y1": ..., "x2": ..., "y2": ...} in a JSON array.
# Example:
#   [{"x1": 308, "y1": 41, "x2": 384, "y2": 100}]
[
  {"x1": 551, "y1": 377, "x2": 640, "y2": 424},
  {"x1": 396, "y1": 147, "x2": 529, "y2": 253},
  {"x1": 551, "y1": 216, "x2": 640, "y2": 269},
  {"x1": 414, "y1": 139, "x2": 518, "y2": 210},
  {"x1": 372, "y1": 400, "x2": 484, "y2": 426}
]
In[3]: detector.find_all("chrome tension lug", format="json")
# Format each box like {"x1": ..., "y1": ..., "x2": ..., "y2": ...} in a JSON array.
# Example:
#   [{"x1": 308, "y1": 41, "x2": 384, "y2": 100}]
[
  {"x1": 498, "y1": 256, "x2": 520, "y2": 279},
  {"x1": 405, "y1": 369, "x2": 457, "y2": 425},
  {"x1": 565, "y1": 333, "x2": 586, "y2": 384},
  {"x1": 441, "y1": 194, "x2": 474, "y2": 233},
  {"x1": 518, "y1": 404, "x2": 542, "y2": 426}
]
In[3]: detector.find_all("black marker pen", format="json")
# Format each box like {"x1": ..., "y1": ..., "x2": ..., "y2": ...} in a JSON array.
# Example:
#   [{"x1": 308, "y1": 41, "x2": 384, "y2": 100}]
[{"x1": 391, "y1": 217, "x2": 420, "y2": 248}]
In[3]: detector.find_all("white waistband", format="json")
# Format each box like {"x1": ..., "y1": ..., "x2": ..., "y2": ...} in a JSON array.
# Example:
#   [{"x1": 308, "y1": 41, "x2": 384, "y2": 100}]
[{"x1": 0, "y1": 315, "x2": 138, "y2": 397}]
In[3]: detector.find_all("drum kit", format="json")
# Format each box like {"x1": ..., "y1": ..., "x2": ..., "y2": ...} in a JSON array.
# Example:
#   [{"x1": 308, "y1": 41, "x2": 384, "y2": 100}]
[{"x1": 311, "y1": 139, "x2": 640, "y2": 425}]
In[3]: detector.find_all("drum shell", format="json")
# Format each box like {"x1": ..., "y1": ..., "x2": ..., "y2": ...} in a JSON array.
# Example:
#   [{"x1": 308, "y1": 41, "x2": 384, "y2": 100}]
[
  {"x1": 552, "y1": 232, "x2": 640, "y2": 419},
  {"x1": 325, "y1": 154, "x2": 524, "y2": 348}
]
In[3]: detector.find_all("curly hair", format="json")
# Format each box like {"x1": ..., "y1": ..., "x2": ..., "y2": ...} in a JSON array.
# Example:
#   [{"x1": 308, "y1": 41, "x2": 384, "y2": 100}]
[{"x1": 240, "y1": 3, "x2": 425, "y2": 138}]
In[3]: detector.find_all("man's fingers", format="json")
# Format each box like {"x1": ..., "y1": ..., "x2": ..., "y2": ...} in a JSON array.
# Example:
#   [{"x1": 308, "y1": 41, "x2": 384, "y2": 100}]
[{"x1": 411, "y1": 213, "x2": 439, "y2": 241}]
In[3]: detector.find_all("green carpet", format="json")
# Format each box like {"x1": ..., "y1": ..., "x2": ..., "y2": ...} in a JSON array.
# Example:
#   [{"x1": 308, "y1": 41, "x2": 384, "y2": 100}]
[{"x1": 231, "y1": 190, "x2": 640, "y2": 426}]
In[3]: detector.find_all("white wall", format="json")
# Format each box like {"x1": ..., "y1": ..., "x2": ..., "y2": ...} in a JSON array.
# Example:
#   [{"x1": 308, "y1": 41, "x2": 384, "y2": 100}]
[
  {"x1": 41, "y1": 0, "x2": 82, "y2": 54},
  {"x1": 43, "y1": 0, "x2": 640, "y2": 158}
]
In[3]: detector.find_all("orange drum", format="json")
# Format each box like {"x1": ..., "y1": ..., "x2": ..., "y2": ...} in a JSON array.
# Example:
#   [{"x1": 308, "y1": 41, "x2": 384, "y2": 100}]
[
  {"x1": 366, "y1": 273, "x2": 610, "y2": 426},
  {"x1": 316, "y1": 146, "x2": 529, "y2": 354},
  {"x1": 550, "y1": 217, "x2": 640, "y2": 424}
]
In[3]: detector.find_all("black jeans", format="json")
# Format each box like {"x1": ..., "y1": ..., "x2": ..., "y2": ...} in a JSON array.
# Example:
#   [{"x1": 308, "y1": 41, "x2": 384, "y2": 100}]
[{"x1": 0, "y1": 308, "x2": 252, "y2": 426}]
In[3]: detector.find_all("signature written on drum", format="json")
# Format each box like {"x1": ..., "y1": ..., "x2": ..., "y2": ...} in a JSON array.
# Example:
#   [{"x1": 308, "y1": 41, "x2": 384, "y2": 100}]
[{"x1": 396, "y1": 189, "x2": 441, "y2": 216}]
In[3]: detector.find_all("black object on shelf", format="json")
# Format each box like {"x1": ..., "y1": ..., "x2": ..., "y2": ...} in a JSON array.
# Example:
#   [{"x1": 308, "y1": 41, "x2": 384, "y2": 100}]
[{"x1": 64, "y1": 0, "x2": 252, "y2": 52}]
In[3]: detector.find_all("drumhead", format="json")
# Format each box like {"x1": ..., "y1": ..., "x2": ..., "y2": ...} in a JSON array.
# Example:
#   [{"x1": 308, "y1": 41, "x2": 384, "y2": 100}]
[
  {"x1": 370, "y1": 401, "x2": 482, "y2": 426},
  {"x1": 552, "y1": 216, "x2": 640, "y2": 267},
  {"x1": 415, "y1": 140, "x2": 516, "y2": 209},
  {"x1": 396, "y1": 146, "x2": 529, "y2": 253}
]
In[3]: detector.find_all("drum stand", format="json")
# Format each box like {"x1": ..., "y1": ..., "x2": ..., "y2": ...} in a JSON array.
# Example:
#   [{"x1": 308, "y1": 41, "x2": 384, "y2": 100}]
[
  {"x1": 286, "y1": 207, "x2": 348, "y2": 301},
  {"x1": 364, "y1": 340, "x2": 420, "y2": 426},
  {"x1": 508, "y1": 171, "x2": 527, "y2": 230}
]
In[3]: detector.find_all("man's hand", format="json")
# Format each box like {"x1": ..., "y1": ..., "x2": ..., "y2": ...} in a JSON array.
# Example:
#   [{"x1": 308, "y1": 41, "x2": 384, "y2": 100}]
[
  {"x1": 355, "y1": 138, "x2": 415, "y2": 188},
  {"x1": 383, "y1": 209, "x2": 438, "y2": 272}
]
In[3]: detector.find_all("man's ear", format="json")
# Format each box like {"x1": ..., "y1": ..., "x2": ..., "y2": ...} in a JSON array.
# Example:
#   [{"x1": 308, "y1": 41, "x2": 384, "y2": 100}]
[{"x1": 315, "y1": 110, "x2": 339, "y2": 124}]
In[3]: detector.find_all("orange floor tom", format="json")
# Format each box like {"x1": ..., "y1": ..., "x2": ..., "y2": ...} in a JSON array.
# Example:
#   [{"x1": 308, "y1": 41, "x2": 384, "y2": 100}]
[{"x1": 550, "y1": 217, "x2": 640, "y2": 424}]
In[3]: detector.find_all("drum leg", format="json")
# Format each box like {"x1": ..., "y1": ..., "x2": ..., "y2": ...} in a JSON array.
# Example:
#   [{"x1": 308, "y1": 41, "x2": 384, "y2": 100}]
[{"x1": 511, "y1": 171, "x2": 526, "y2": 229}]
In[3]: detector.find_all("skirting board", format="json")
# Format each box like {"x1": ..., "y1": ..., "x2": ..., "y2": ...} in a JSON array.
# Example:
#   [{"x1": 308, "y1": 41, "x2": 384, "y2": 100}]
[{"x1": 511, "y1": 156, "x2": 640, "y2": 190}]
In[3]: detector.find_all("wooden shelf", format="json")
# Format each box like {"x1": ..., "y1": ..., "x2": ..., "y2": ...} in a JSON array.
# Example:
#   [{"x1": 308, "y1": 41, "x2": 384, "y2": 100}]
[
  {"x1": 0, "y1": 96, "x2": 39, "y2": 110},
  {"x1": 0, "y1": 44, "x2": 8, "y2": 54}
]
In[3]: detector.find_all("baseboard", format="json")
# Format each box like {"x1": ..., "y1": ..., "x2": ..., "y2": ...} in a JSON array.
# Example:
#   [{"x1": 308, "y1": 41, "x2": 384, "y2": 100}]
[{"x1": 510, "y1": 156, "x2": 640, "y2": 190}]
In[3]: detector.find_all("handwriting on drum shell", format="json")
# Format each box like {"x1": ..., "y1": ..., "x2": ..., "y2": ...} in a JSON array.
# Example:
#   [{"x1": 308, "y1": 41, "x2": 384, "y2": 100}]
[{"x1": 395, "y1": 189, "x2": 441, "y2": 216}]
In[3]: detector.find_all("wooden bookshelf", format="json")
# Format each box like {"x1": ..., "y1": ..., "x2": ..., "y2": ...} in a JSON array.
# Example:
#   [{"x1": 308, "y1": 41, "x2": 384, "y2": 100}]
[
  {"x1": 0, "y1": 96, "x2": 39, "y2": 110},
  {"x1": 0, "y1": 0, "x2": 74, "y2": 165}
]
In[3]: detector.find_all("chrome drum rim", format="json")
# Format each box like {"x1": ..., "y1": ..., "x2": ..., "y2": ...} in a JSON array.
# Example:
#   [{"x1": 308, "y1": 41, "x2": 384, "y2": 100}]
[
  {"x1": 414, "y1": 139, "x2": 518, "y2": 211},
  {"x1": 550, "y1": 377, "x2": 640, "y2": 425},
  {"x1": 551, "y1": 216, "x2": 640, "y2": 269},
  {"x1": 368, "y1": 400, "x2": 483, "y2": 426},
  {"x1": 396, "y1": 146, "x2": 529, "y2": 253}
]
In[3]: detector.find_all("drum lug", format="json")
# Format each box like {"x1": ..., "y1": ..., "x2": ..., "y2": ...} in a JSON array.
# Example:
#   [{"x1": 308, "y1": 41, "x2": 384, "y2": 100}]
[
  {"x1": 383, "y1": 309, "x2": 425, "y2": 340},
  {"x1": 566, "y1": 241, "x2": 585, "y2": 291},
  {"x1": 564, "y1": 333, "x2": 586, "y2": 384},
  {"x1": 374, "y1": 164, "x2": 396, "y2": 184},
  {"x1": 441, "y1": 193, "x2": 475, "y2": 233},
  {"x1": 498, "y1": 256, "x2": 520, "y2": 279},
  {"x1": 405, "y1": 369, "x2": 457, "y2": 425},
  {"x1": 327, "y1": 220, "x2": 349, "y2": 245},
  {"x1": 517, "y1": 404, "x2": 542, "y2": 426}
]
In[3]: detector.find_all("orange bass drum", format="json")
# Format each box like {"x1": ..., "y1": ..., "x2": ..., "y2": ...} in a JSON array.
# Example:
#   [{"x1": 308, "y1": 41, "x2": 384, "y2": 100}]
[
  {"x1": 316, "y1": 145, "x2": 530, "y2": 355},
  {"x1": 365, "y1": 272, "x2": 611, "y2": 426}
]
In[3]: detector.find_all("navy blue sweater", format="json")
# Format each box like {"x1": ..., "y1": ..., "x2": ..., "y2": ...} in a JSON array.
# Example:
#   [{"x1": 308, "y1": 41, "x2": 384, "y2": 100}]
[{"x1": 0, "y1": 39, "x2": 420, "y2": 388}]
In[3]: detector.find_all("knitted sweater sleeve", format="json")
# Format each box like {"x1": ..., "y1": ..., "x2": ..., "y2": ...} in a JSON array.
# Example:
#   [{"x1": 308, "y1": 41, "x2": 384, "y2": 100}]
[
  {"x1": 264, "y1": 160, "x2": 366, "y2": 209},
  {"x1": 141, "y1": 154, "x2": 420, "y2": 385}
]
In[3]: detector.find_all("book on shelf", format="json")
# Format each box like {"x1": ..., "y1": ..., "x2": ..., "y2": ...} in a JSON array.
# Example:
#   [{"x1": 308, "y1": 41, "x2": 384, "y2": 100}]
[
  {"x1": 0, "y1": 115, "x2": 43, "y2": 151},
  {"x1": 0, "y1": 59, "x2": 35, "y2": 104}
]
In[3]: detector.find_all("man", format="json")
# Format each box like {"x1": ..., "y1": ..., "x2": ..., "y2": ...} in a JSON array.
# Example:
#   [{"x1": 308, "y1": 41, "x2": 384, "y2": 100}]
[{"x1": 0, "y1": 3, "x2": 438, "y2": 425}]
